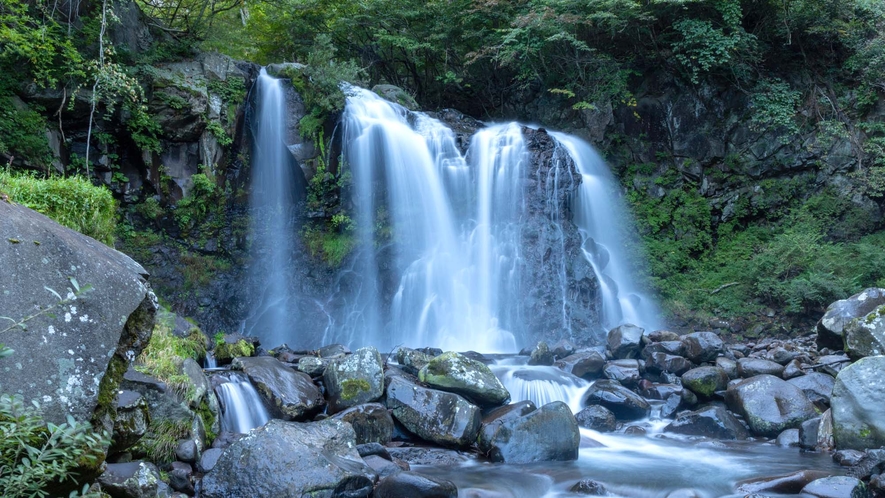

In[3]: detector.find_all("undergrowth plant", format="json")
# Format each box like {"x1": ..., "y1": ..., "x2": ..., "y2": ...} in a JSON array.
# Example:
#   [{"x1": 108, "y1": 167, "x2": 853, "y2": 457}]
[{"x1": 134, "y1": 310, "x2": 206, "y2": 397}]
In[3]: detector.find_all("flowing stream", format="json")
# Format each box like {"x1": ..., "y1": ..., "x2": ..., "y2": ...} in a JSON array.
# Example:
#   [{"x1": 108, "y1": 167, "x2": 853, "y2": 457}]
[{"x1": 215, "y1": 372, "x2": 270, "y2": 434}]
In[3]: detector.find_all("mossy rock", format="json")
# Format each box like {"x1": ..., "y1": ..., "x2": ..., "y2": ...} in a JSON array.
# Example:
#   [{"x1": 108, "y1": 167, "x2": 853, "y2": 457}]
[
  {"x1": 214, "y1": 338, "x2": 256, "y2": 364},
  {"x1": 418, "y1": 351, "x2": 510, "y2": 408},
  {"x1": 372, "y1": 84, "x2": 418, "y2": 110}
]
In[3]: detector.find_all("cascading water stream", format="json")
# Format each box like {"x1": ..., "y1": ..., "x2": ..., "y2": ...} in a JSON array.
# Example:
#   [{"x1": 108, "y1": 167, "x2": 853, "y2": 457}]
[
  {"x1": 245, "y1": 68, "x2": 297, "y2": 348},
  {"x1": 551, "y1": 133, "x2": 661, "y2": 333},
  {"x1": 215, "y1": 372, "x2": 270, "y2": 434},
  {"x1": 341, "y1": 87, "x2": 526, "y2": 352}
]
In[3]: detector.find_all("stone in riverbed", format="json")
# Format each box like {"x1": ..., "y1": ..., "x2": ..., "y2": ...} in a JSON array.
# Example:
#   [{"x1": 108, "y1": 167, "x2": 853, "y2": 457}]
[
  {"x1": 570, "y1": 479, "x2": 608, "y2": 495},
  {"x1": 664, "y1": 404, "x2": 749, "y2": 440},
  {"x1": 645, "y1": 352, "x2": 692, "y2": 375},
  {"x1": 201, "y1": 419, "x2": 374, "y2": 498},
  {"x1": 555, "y1": 351, "x2": 606, "y2": 379},
  {"x1": 736, "y1": 470, "x2": 832, "y2": 495},
  {"x1": 478, "y1": 401, "x2": 580, "y2": 463},
  {"x1": 816, "y1": 288, "x2": 885, "y2": 351},
  {"x1": 331, "y1": 402, "x2": 394, "y2": 445},
  {"x1": 725, "y1": 374, "x2": 816, "y2": 437},
  {"x1": 574, "y1": 405, "x2": 617, "y2": 432},
  {"x1": 831, "y1": 355, "x2": 885, "y2": 450},
  {"x1": 373, "y1": 471, "x2": 457, "y2": 498},
  {"x1": 581, "y1": 379, "x2": 651, "y2": 421},
  {"x1": 788, "y1": 372, "x2": 835, "y2": 410},
  {"x1": 323, "y1": 346, "x2": 385, "y2": 414},
  {"x1": 386, "y1": 375, "x2": 481, "y2": 448},
  {"x1": 607, "y1": 324, "x2": 644, "y2": 359},
  {"x1": 232, "y1": 356, "x2": 324, "y2": 420},
  {"x1": 802, "y1": 476, "x2": 871, "y2": 498},
  {"x1": 97, "y1": 462, "x2": 163, "y2": 498},
  {"x1": 681, "y1": 366, "x2": 729, "y2": 398},
  {"x1": 418, "y1": 351, "x2": 510, "y2": 407},
  {"x1": 737, "y1": 357, "x2": 785, "y2": 378},
  {"x1": 843, "y1": 305, "x2": 885, "y2": 360},
  {"x1": 528, "y1": 342, "x2": 555, "y2": 366},
  {"x1": 681, "y1": 332, "x2": 724, "y2": 364},
  {"x1": 602, "y1": 359, "x2": 642, "y2": 387},
  {"x1": 396, "y1": 347, "x2": 433, "y2": 375}
]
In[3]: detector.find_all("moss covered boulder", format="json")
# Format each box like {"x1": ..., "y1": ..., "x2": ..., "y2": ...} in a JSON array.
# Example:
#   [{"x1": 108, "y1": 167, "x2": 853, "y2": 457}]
[
  {"x1": 681, "y1": 366, "x2": 730, "y2": 398},
  {"x1": 725, "y1": 374, "x2": 816, "y2": 437},
  {"x1": 832, "y1": 356, "x2": 885, "y2": 450},
  {"x1": 418, "y1": 351, "x2": 510, "y2": 407},
  {"x1": 324, "y1": 347, "x2": 385, "y2": 414},
  {"x1": 843, "y1": 305, "x2": 885, "y2": 361}
]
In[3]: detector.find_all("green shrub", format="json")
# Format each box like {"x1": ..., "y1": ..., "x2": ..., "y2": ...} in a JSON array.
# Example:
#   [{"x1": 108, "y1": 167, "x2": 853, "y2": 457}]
[
  {"x1": 0, "y1": 171, "x2": 116, "y2": 245},
  {"x1": 214, "y1": 339, "x2": 255, "y2": 362},
  {"x1": 133, "y1": 419, "x2": 190, "y2": 464},
  {"x1": 0, "y1": 394, "x2": 108, "y2": 498},
  {"x1": 134, "y1": 311, "x2": 207, "y2": 395}
]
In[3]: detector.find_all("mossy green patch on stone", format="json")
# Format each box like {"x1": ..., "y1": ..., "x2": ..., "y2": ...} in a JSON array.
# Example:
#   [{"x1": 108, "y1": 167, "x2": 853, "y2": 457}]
[
  {"x1": 340, "y1": 378, "x2": 371, "y2": 401},
  {"x1": 215, "y1": 340, "x2": 255, "y2": 361}
]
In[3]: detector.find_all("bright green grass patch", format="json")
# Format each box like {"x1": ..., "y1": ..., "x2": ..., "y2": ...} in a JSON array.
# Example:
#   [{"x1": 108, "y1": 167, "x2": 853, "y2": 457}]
[
  {"x1": 0, "y1": 171, "x2": 116, "y2": 245},
  {"x1": 134, "y1": 309, "x2": 206, "y2": 395}
]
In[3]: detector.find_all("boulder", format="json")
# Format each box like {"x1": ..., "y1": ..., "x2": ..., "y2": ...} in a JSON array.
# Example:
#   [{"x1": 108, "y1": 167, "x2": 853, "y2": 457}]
[
  {"x1": 736, "y1": 470, "x2": 831, "y2": 495},
  {"x1": 775, "y1": 428, "x2": 800, "y2": 447},
  {"x1": 602, "y1": 359, "x2": 642, "y2": 387},
  {"x1": 198, "y1": 448, "x2": 223, "y2": 473},
  {"x1": 645, "y1": 353, "x2": 692, "y2": 375},
  {"x1": 681, "y1": 367, "x2": 729, "y2": 398},
  {"x1": 232, "y1": 356, "x2": 324, "y2": 420},
  {"x1": 664, "y1": 404, "x2": 749, "y2": 440},
  {"x1": 110, "y1": 390, "x2": 150, "y2": 454},
  {"x1": 528, "y1": 342, "x2": 554, "y2": 366},
  {"x1": 681, "y1": 332, "x2": 724, "y2": 364},
  {"x1": 0, "y1": 202, "x2": 157, "y2": 425},
  {"x1": 782, "y1": 359, "x2": 804, "y2": 379},
  {"x1": 570, "y1": 480, "x2": 608, "y2": 495},
  {"x1": 788, "y1": 372, "x2": 835, "y2": 410},
  {"x1": 799, "y1": 417, "x2": 820, "y2": 450},
  {"x1": 201, "y1": 419, "x2": 375, "y2": 498},
  {"x1": 638, "y1": 381, "x2": 684, "y2": 400},
  {"x1": 97, "y1": 462, "x2": 163, "y2": 498},
  {"x1": 725, "y1": 374, "x2": 816, "y2": 437},
  {"x1": 832, "y1": 355, "x2": 885, "y2": 450},
  {"x1": 297, "y1": 356, "x2": 326, "y2": 376},
  {"x1": 581, "y1": 379, "x2": 651, "y2": 420},
  {"x1": 715, "y1": 357, "x2": 738, "y2": 379},
  {"x1": 801, "y1": 476, "x2": 871, "y2": 498},
  {"x1": 478, "y1": 401, "x2": 537, "y2": 451},
  {"x1": 574, "y1": 405, "x2": 617, "y2": 432},
  {"x1": 843, "y1": 305, "x2": 885, "y2": 360},
  {"x1": 373, "y1": 472, "x2": 457, "y2": 498},
  {"x1": 555, "y1": 351, "x2": 606, "y2": 379},
  {"x1": 815, "y1": 354, "x2": 850, "y2": 377},
  {"x1": 331, "y1": 402, "x2": 395, "y2": 445},
  {"x1": 737, "y1": 358, "x2": 785, "y2": 378},
  {"x1": 395, "y1": 347, "x2": 433, "y2": 375},
  {"x1": 817, "y1": 288, "x2": 885, "y2": 350},
  {"x1": 372, "y1": 84, "x2": 420, "y2": 111},
  {"x1": 478, "y1": 401, "x2": 580, "y2": 463},
  {"x1": 385, "y1": 376, "x2": 481, "y2": 448},
  {"x1": 324, "y1": 347, "x2": 384, "y2": 414},
  {"x1": 418, "y1": 351, "x2": 510, "y2": 407},
  {"x1": 607, "y1": 324, "x2": 644, "y2": 359}
]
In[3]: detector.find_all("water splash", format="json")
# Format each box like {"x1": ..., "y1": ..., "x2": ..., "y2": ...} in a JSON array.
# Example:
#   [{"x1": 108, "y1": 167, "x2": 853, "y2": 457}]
[
  {"x1": 215, "y1": 372, "x2": 270, "y2": 434},
  {"x1": 551, "y1": 133, "x2": 661, "y2": 333}
]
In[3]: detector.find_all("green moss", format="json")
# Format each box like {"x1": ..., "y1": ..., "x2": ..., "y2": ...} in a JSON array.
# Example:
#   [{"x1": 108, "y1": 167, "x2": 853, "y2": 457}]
[
  {"x1": 91, "y1": 354, "x2": 128, "y2": 434},
  {"x1": 214, "y1": 339, "x2": 255, "y2": 361},
  {"x1": 134, "y1": 312, "x2": 207, "y2": 394},
  {"x1": 196, "y1": 399, "x2": 216, "y2": 445},
  {"x1": 134, "y1": 418, "x2": 191, "y2": 464},
  {"x1": 339, "y1": 378, "x2": 371, "y2": 401}
]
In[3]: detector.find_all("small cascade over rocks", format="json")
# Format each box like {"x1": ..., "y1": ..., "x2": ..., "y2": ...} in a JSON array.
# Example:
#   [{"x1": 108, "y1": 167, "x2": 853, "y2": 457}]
[{"x1": 215, "y1": 372, "x2": 270, "y2": 434}]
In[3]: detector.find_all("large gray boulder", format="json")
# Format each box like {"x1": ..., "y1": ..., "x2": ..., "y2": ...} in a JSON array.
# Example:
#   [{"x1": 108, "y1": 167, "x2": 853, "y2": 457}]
[
  {"x1": 681, "y1": 366, "x2": 729, "y2": 398},
  {"x1": 324, "y1": 347, "x2": 385, "y2": 413},
  {"x1": 801, "y1": 476, "x2": 871, "y2": 498},
  {"x1": 832, "y1": 355, "x2": 885, "y2": 450},
  {"x1": 843, "y1": 305, "x2": 885, "y2": 360},
  {"x1": 0, "y1": 202, "x2": 157, "y2": 425},
  {"x1": 664, "y1": 404, "x2": 749, "y2": 440},
  {"x1": 607, "y1": 324, "x2": 644, "y2": 359},
  {"x1": 478, "y1": 401, "x2": 580, "y2": 463},
  {"x1": 737, "y1": 358, "x2": 785, "y2": 378},
  {"x1": 581, "y1": 379, "x2": 651, "y2": 420},
  {"x1": 232, "y1": 356, "x2": 324, "y2": 420},
  {"x1": 385, "y1": 376, "x2": 481, "y2": 448},
  {"x1": 201, "y1": 419, "x2": 375, "y2": 498},
  {"x1": 817, "y1": 288, "x2": 885, "y2": 350},
  {"x1": 725, "y1": 374, "x2": 816, "y2": 437},
  {"x1": 418, "y1": 351, "x2": 510, "y2": 407},
  {"x1": 331, "y1": 403, "x2": 395, "y2": 445},
  {"x1": 373, "y1": 472, "x2": 457, "y2": 498},
  {"x1": 681, "y1": 332, "x2": 724, "y2": 363},
  {"x1": 97, "y1": 461, "x2": 164, "y2": 498},
  {"x1": 788, "y1": 372, "x2": 835, "y2": 409}
]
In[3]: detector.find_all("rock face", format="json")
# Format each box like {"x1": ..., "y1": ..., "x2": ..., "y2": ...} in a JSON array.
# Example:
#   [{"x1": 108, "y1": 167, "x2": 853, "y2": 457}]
[
  {"x1": 832, "y1": 355, "x2": 885, "y2": 450},
  {"x1": 201, "y1": 419, "x2": 375, "y2": 498},
  {"x1": 232, "y1": 356, "x2": 324, "y2": 420},
  {"x1": 725, "y1": 374, "x2": 816, "y2": 437},
  {"x1": 0, "y1": 202, "x2": 157, "y2": 424},
  {"x1": 418, "y1": 351, "x2": 510, "y2": 407},
  {"x1": 386, "y1": 376, "x2": 481, "y2": 448},
  {"x1": 843, "y1": 305, "x2": 885, "y2": 360},
  {"x1": 478, "y1": 401, "x2": 580, "y2": 463},
  {"x1": 817, "y1": 288, "x2": 885, "y2": 350},
  {"x1": 324, "y1": 347, "x2": 385, "y2": 413}
]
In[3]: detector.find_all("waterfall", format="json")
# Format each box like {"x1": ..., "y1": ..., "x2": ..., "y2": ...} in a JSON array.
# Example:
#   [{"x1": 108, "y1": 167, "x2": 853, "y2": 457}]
[
  {"x1": 215, "y1": 372, "x2": 270, "y2": 434},
  {"x1": 551, "y1": 133, "x2": 662, "y2": 333},
  {"x1": 246, "y1": 68, "x2": 298, "y2": 348},
  {"x1": 340, "y1": 87, "x2": 525, "y2": 353}
]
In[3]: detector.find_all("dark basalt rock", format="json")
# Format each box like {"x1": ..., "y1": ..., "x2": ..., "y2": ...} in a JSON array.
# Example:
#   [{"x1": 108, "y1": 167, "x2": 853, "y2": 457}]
[
  {"x1": 664, "y1": 404, "x2": 749, "y2": 440},
  {"x1": 232, "y1": 356, "x2": 324, "y2": 420},
  {"x1": 843, "y1": 305, "x2": 885, "y2": 360},
  {"x1": 373, "y1": 472, "x2": 458, "y2": 498},
  {"x1": 736, "y1": 470, "x2": 832, "y2": 495},
  {"x1": 788, "y1": 372, "x2": 835, "y2": 410},
  {"x1": 681, "y1": 366, "x2": 729, "y2": 398},
  {"x1": 331, "y1": 402, "x2": 395, "y2": 445},
  {"x1": 645, "y1": 353, "x2": 693, "y2": 375},
  {"x1": 570, "y1": 479, "x2": 608, "y2": 495},
  {"x1": 607, "y1": 324, "x2": 644, "y2": 359},
  {"x1": 385, "y1": 376, "x2": 481, "y2": 448},
  {"x1": 478, "y1": 401, "x2": 580, "y2": 463},
  {"x1": 98, "y1": 462, "x2": 163, "y2": 498},
  {"x1": 574, "y1": 405, "x2": 617, "y2": 432},
  {"x1": 556, "y1": 351, "x2": 606, "y2": 379},
  {"x1": 581, "y1": 379, "x2": 651, "y2": 420},
  {"x1": 528, "y1": 342, "x2": 555, "y2": 366},
  {"x1": 201, "y1": 419, "x2": 374, "y2": 498},
  {"x1": 737, "y1": 357, "x2": 785, "y2": 378},
  {"x1": 323, "y1": 346, "x2": 385, "y2": 413},
  {"x1": 725, "y1": 374, "x2": 816, "y2": 437},
  {"x1": 603, "y1": 359, "x2": 642, "y2": 387},
  {"x1": 681, "y1": 332, "x2": 724, "y2": 364},
  {"x1": 396, "y1": 347, "x2": 433, "y2": 375}
]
